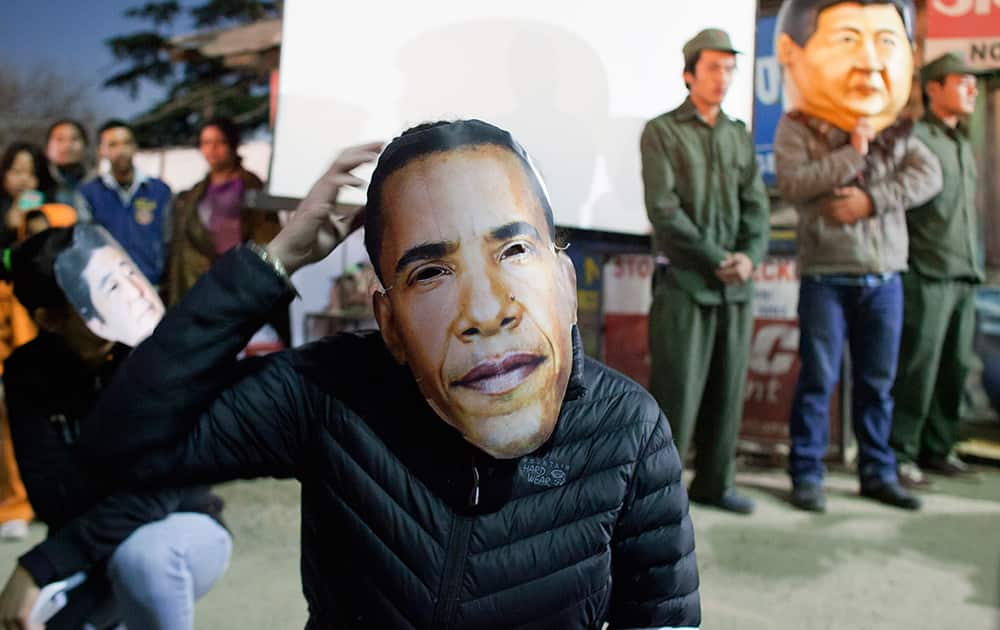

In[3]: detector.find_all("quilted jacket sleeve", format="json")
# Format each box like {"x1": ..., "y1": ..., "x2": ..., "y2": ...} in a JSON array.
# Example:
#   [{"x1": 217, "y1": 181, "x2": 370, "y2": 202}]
[
  {"x1": 120, "y1": 352, "x2": 317, "y2": 487},
  {"x1": 607, "y1": 396, "x2": 700, "y2": 629},
  {"x1": 83, "y1": 247, "x2": 296, "y2": 458},
  {"x1": 17, "y1": 488, "x2": 187, "y2": 586}
]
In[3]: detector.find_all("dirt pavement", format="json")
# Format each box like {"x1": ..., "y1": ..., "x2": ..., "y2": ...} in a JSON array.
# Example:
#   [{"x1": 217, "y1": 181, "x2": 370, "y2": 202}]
[{"x1": 0, "y1": 467, "x2": 997, "y2": 629}]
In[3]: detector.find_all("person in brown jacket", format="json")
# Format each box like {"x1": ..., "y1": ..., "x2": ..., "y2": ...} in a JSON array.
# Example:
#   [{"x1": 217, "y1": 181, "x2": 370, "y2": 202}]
[
  {"x1": 774, "y1": 0, "x2": 941, "y2": 513},
  {"x1": 167, "y1": 117, "x2": 287, "y2": 343}
]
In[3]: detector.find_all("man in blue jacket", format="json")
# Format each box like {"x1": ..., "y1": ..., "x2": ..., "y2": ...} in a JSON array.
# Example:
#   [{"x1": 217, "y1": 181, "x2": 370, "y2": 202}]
[{"x1": 78, "y1": 120, "x2": 172, "y2": 288}]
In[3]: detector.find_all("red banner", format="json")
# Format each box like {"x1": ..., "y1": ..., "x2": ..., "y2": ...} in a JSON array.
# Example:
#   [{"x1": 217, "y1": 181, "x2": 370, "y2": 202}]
[
  {"x1": 925, "y1": 0, "x2": 1000, "y2": 70},
  {"x1": 269, "y1": 69, "x2": 279, "y2": 129},
  {"x1": 927, "y1": 0, "x2": 1000, "y2": 38}
]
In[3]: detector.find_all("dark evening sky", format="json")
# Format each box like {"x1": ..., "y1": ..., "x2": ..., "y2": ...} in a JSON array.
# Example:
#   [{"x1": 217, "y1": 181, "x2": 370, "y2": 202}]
[{"x1": 4, "y1": 0, "x2": 198, "y2": 119}]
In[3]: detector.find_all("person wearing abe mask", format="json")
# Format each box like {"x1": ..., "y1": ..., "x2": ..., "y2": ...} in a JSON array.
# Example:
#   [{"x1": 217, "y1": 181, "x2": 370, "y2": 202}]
[
  {"x1": 82, "y1": 120, "x2": 702, "y2": 629},
  {"x1": 0, "y1": 225, "x2": 228, "y2": 630}
]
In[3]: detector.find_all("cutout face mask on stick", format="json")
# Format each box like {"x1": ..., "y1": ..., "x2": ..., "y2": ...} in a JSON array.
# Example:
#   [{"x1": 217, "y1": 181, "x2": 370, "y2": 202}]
[
  {"x1": 55, "y1": 224, "x2": 165, "y2": 347},
  {"x1": 776, "y1": 0, "x2": 916, "y2": 132},
  {"x1": 366, "y1": 121, "x2": 578, "y2": 459}
]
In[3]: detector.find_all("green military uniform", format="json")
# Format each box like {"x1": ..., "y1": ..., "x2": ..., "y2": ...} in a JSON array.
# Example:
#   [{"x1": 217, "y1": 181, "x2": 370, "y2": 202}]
[
  {"x1": 890, "y1": 54, "x2": 983, "y2": 465},
  {"x1": 640, "y1": 64, "x2": 770, "y2": 499}
]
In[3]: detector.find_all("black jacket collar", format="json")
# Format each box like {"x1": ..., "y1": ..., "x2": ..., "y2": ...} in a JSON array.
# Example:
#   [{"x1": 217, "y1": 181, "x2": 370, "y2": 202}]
[{"x1": 302, "y1": 325, "x2": 589, "y2": 515}]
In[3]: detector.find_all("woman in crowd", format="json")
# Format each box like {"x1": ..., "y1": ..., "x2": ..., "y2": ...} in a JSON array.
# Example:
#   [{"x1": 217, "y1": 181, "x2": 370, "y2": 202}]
[
  {"x1": 1, "y1": 143, "x2": 63, "y2": 249},
  {"x1": 44, "y1": 120, "x2": 90, "y2": 209},
  {"x1": 0, "y1": 226, "x2": 231, "y2": 629},
  {"x1": 167, "y1": 117, "x2": 288, "y2": 342}
]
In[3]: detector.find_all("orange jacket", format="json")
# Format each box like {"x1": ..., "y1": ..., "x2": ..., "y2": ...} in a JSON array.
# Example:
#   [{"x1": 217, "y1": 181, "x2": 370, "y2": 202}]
[
  {"x1": 1, "y1": 203, "x2": 77, "y2": 374},
  {"x1": 0, "y1": 283, "x2": 36, "y2": 376}
]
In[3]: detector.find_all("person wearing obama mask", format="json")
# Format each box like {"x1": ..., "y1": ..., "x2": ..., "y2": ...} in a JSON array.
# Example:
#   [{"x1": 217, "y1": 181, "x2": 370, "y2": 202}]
[{"x1": 80, "y1": 120, "x2": 702, "y2": 629}]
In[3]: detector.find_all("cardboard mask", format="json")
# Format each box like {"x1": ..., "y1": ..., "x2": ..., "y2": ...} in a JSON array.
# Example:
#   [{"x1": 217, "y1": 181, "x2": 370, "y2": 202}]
[
  {"x1": 775, "y1": 0, "x2": 916, "y2": 132},
  {"x1": 55, "y1": 224, "x2": 165, "y2": 347},
  {"x1": 367, "y1": 121, "x2": 578, "y2": 459}
]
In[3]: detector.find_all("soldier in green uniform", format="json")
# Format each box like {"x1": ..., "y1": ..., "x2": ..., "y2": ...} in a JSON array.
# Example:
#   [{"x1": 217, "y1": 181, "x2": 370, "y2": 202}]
[
  {"x1": 640, "y1": 28, "x2": 770, "y2": 514},
  {"x1": 891, "y1": 52, "x2": 983, "y2": 486}
]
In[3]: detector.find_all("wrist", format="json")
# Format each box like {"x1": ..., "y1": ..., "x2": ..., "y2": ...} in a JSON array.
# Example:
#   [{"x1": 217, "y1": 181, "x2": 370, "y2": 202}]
[
  {"x1": 14, "y1": 565, "x2": 37, "y2": 588},
  {"x1": 261, "y1": 237, "x2": 299, "y2": 276},
  {"x1": 247, "y1": 242, "x2": 295, "y2": 291},
  {"x1": 16, "y1": 551, "x2": 51, "y2": 588}
]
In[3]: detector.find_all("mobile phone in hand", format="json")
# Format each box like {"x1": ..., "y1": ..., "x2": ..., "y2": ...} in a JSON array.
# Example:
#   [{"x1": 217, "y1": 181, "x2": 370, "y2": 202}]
[{"x1": 17, "y1": 190, "x2": 44, "y2": 210}]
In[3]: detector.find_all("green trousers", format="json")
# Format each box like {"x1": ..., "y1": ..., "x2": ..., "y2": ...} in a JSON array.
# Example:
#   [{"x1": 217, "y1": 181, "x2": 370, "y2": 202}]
[
  {"x1": 648, "y1": 280, "x2": 753, "y2": 500},
  {"x1": 890, "y1": 273, "x2": 976, "y2": 464}
]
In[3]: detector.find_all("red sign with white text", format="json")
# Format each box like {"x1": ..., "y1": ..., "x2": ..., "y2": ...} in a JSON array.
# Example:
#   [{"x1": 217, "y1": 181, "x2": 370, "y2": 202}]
[
  {"x1": 926, "y1": 0, "x2": 1000, "y2": 69},
  {"x1": 601, "y1": 255, "x2": 843, "y2": 456},
  {"x1": 928, "y1": 0, "x2": 1000, "y2": 38}
]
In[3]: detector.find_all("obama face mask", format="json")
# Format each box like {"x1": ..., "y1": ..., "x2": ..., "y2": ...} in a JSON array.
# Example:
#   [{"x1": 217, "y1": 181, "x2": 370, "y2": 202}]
[{"x1": 366, "y1": 121, "x2": 578, "y2": 459}]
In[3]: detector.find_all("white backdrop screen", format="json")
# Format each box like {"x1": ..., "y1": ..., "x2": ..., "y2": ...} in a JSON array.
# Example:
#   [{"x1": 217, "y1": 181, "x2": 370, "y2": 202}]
[{"x1": 270, "y1": 0, "x2": 757, "y2": 235}]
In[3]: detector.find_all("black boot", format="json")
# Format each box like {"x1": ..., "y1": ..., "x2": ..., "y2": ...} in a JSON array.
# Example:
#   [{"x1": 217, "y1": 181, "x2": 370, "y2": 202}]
[
  {"x1": 790, "y1": 483, "x2": 826, "y2": 512},
  {"x1": 689, "y1": 488, "x2": 755, "y2": 515},
  {"x1": 860, "y1": 480, "x2": 921, "y2": 510}
]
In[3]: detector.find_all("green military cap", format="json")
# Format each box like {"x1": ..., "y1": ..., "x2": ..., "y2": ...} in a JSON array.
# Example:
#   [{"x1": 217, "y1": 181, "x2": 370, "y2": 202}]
[
  {"x1": 921, "y1": 52, "x2": 980, "y2": 83},
  {"x1": 683, "y1": 28, "x2": 740, "y2": 66}
]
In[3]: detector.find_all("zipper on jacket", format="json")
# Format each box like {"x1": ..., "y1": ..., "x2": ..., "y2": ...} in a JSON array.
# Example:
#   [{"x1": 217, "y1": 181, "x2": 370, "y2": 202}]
[
  {"x1": 468, "y1": 465, "x2": 480, "y2": 507},
  {"x1": 431, "y1": 513, "x2": 474, "y2": 629}
]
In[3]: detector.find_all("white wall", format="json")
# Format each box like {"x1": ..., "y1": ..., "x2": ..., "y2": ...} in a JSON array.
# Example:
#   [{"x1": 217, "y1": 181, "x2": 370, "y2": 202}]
[{"x1": 270, "y1": 0, "x2": 758, "y2": 236}]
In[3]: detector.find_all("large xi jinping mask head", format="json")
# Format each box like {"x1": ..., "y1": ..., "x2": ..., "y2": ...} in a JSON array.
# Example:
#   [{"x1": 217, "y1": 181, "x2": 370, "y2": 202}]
[
  {"x1": 776, "y1": 0, "x2": 916, "y2": 132},
  {"x1": 364, "y1": 121, "x2": 578, "y2": 459}
]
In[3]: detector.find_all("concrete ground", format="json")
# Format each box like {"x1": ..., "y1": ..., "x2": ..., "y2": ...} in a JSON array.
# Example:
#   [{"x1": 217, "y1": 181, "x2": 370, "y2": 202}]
[{"x1": 0, "y1": 467, "x2": 997, "y2": 629}]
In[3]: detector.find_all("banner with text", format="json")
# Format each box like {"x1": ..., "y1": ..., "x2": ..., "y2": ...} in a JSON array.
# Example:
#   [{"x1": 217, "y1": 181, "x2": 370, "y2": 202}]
[
  {"x1": 926, "y1": 0, "x2": 1000, "y2": 70},
  {"x1": 601, "y1": 255, "x2": 841, "y2": 455},
  {"x1": 753, "y1": 14, "x2": 782, "y2": 187}
]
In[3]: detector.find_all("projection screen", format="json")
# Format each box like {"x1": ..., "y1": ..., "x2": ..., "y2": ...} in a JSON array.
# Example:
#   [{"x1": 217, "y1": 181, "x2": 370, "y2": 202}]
[{"x1": 269, "y1": 0, "x2": 758, "y2": 236}]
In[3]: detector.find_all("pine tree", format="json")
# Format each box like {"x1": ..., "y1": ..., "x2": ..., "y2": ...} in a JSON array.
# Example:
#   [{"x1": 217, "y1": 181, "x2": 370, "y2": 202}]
[{"x1": 105, "y1": 0, "x2": 278, "y2": 146}]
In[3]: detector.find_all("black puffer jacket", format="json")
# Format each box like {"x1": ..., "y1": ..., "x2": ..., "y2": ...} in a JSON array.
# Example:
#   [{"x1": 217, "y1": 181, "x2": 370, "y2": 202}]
[
  {"x1": 85, "y1": 248, "x2": 701, "y2": 629},
  {"x1": 4, "y1": 333, "x2": 224, "y2": 588}
]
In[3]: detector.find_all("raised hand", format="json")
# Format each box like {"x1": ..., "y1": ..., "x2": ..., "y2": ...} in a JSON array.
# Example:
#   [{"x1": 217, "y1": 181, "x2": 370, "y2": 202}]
[{"x1": 266, "y1": 141, "x2": 384, "y2": 274}]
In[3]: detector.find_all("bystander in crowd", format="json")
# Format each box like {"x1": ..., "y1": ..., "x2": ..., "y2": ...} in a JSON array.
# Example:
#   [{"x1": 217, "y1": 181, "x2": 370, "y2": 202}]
[
  {"x1": 44, "y1": 121, "x2": 90, "y2": 211},
  {"x1": 167, "y1": 117, "x2": 287, "y2": 342},
  {"x1": 78, "y1": 120, "x2": 173, "y2": 288}
]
